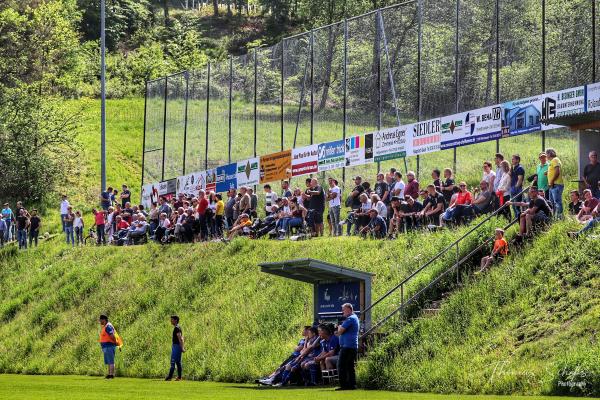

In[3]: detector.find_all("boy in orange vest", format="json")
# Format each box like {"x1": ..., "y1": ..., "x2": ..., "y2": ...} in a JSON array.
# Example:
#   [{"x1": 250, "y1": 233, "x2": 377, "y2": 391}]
[
  {"x1": 479, "y1": 228, "x2": 508, "y2": 272},
  {"x1": 99, "y1": 315, "x2": 117, "y2": 379}
]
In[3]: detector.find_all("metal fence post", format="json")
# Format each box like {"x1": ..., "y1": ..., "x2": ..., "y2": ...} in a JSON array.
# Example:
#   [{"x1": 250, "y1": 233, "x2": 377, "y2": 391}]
[
  {"x1": 417, "y1": 0, "x2": 423, "y2": 131},
  {"x1": 205, "y1": 62, "x2": 210, "y2": 170},
  {"x1": 310, "y1": 30, "x2": 314, "y2": 146},
  {"x1": 281, "y1": 40, "x2": 285, "y2": 151},
  {"x1": 342, "y1": 19, "x2": 348, "y2": 186},
  {"x1": 254, "y1": 48, "x2": 258, "y2": 158},
  {"x1": 229, "y1": 56, "x2": 233, "y2": 163},
  {"x1": 141, "y1": 81, "x2": 148, "y2": 188},
  {"x1": 454, "y1": 0, "x2": 460, "y2": 174},
  {"x1": 376, "y1": 11, "x2": 382, "y2": 173},
  {"x1": 183, "y1": 71, "x2": 190, "y2": 175},
  {"x1": 594, "y1": 0, "x2": 597, "y2": 82},
  {"x1": 161, "y1": 76, "x2": 168, "y2": 181},
  {"x1": 495, "y1": 0, "x2": 500, "y2": 154},
  {"x1": 541, "y1": 0, "x2": 546, "y2": 152}
]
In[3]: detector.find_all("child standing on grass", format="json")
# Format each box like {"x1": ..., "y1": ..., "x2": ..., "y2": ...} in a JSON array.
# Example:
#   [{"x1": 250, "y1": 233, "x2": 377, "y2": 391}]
[
  {"x1": 166, "y1": 315, "x2": 185, "y2": 381},
  {"x1": 479, "y1": 228, "x2": 508, "y2": 272},
  {"x1": 74, "y1": 211, "x2": 84, "y2": 246}
]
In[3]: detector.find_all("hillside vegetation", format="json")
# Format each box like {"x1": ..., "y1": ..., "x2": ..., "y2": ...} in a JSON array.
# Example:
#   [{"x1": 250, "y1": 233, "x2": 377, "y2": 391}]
[{"x1": 361, "y1": 221, "x2": 600, "y2": 396}]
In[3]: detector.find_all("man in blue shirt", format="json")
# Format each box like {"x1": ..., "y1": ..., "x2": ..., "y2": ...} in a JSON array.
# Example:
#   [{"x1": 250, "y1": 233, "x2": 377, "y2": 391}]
[
  {"x1": 510, "y1": 154, "x2": 525, "y2": 218},
  {"x1": 336, "y1": 303, "x2": 359, "y2": 390},
  {"x1": 1, "y1": 203, "x2": 13, "y2": 242}
]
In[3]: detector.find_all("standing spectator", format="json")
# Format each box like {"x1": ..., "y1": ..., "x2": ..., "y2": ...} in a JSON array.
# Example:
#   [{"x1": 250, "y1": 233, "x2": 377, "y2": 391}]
[
  {"x1": 148, "y1": 203, "x2": 159, "y2": 237},
  {"x1": 215, "y1": 194, "x2": 225, "y2": 238},
  {"x1": 546, "y1": 148, "x2": 564, "y2": 217},
  {"x1": 1, "y1": 203, "x2": 13, "y2": 242},
  {"x1": 111, "y1": 189, "x2": 118, "y2": 207},
  {"x1": 307, "y1": 178, "x2": 326, "y2": 237},
  {"x1": 347, "y1": 176, "x2": 365, "y2": 210},
  {"x1": 0, "y1": 217, "x2": 5, "y2": 247},
  {"x1": 440, "y1": 168, "x2": 456, "y2": 205},
  {"x1": 373, "y1": 173, "x2": 390, "y2": 205},
  {"x1": 327, "y1": 178, "x2": 342, "y2": 236},
  {"x1": 225, "y1": 189, "x2": 236, "y2": 229},
  {"x1": 510, "y1": 154, "x2": 525, "y2": 218},
  {"x1": 196, "y1": 190, "x2": 209, "y2": 240},
  {"x1": 98, "y1": 315, "x2": 118, "y2": 379},
  {"x1": 248, "y1": 187, "x2": 258, "y2": 219},
  {"x1": 93, "y1": 209, "x2": 107, "y2": 245},
  {"x1": 535, "y1": 153, "x2": 549, "y2": 198},
  {"x1": 74, "y1": 211, "x2": 84, "y2": 246},
  {"x1": 264, "y1": 184, "x2": 279, "y2": 216},
  {"x1": 239, "y1": 187, "x2": 252, "y2": 216},
  {"x1": 165, "y1": 315, "x2": 185, "y2": 381},
  {"x1": 432, "y1": 169, "x2": 442, "y2": 193},
  {"x1": 100, "y1": 187, "x2": 113, "y2": 211},
  {"x1": 493, "y1": 153, "x2": 505, "y2": 193},
  {"x1": 391, "y1": 172, "x2": 406, "y2": 199},
  {"x1": 60, "y1": 195, "x2": 70, "y2": 233},
  {"x1": 583, "y1": 150, "x2": 600, "y2": 198},
  {"x1": 496, "y1": 160, "x2": 512, "y2": 219},
  {"x1": 281, "y1": 180, "x2": 292, "y2": 199},
  {"x1": 159, "y1": 197, "x2": 172, "y2": 218},
  {"x1": 404, "y1": 171, "x2": 420, "y2": 200},
  {"x1": 336, "y1": 303, "x2": 359, "y2": 391},
  {"x1": 568, "y1": 190, "x2": 584, "y2": 215},
  {"x1": 120, "y1": 184, "x2": 131, "y2": 208},
  {"x1": 28, "y1": 209, "x2": 41, "y2": 248},
  {"x1": 64, "y1": 207, "x2": 75, "y2": 246},
  {"x1": 482, "y1": 162, "x2": 496, "y2": 191},
  {"x1": 16, "y1": 209, "x2": 29, "y2": 249}
]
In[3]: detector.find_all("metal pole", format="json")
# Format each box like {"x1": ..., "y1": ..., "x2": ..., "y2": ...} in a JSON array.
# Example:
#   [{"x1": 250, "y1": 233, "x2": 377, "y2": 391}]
[
  {"x1": 229, "y1": 56, "x2": 233, "y2": 163},
  {"x1": 541, "y1": 0, "x2": 546, "y2": 152},
  {"x1": 593, "y1": 0, "x2": 596, "y2": 82},
  {"x1": 495, "y1": 0, "x2": 500, "y2": 153},
  {"x1": 376, "y1": 11, "x2": 382, "y2": 173},
  {"x1": 254, "y1": 48, "x2": 258, "y2": 157},
  {"x1": 454, "y1": 0, "x2": 460, "y2": 174},
  {"x1": 310, "y1": 30, "x2": 314, "y2": 145},
  {"x1": 161, "y1": 77, "x2": 168, "y2": 181},
  {"x1": 205, "y1": 62, "x2": 210, "y2": 170},
  {"x1": 281, "y1": 41, "x2": 285, "y2": 151},
  {"x1": 100, "y1": 0, "x2": 107, "y2": 191},
  {"x1": 379, "y1": 11, "x2": 400, "y2": 126},
  {"x1": 141, "y1": 81, "x2": 148, "y2": 189},
  {"x1": 417, "y1": 1, "x2": 423, "y2": 177},
  {"x1": 183, "y1": 72, "x2": 190, "y2": 175},
  {"x1": 342, "y1": 19, "x2": 348, "y2": 186}
]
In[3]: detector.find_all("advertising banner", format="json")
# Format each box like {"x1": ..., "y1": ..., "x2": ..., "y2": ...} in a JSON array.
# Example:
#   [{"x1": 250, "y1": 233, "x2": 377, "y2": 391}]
[
  {"x1": 292, "y1": 144, "x2": 319, "y2": 177},
  {"x1": 157, "y1": 179, "x2": 177, "y2": 201},
  {"x1": 176, "y1": 171, "x2": 204, "y2": 197},
  {"x1": 441, "y1": 105, "x2": 502, "y2": 150},
  {"x1": 501, "y1": 95, "x2": 542, "y2": 137},
  {"x1": 586, "y1": 82, "x2": 600, "y2": 112},
  {"x1": 317, "y1": 282, "x2": 361, "y2": 316},
  {"x1": 205, "y1": 168, "x2": 217, "y2": 192},
  {"x1": 216, "y1": 163, "x2": 238, "y2": 193},
  {"x1": 260, "y1": 150, "x2": 292, "y2": 184},
  {"x1": 141, "y1": 183, "x2": 159, "y2": 209},
  {"x1": 237, "y1": 157, "x2": 260, "y2": 187},
  {"x1": 317, "y1": 139, "x2": 345, "y2": 172},
  {"x1": 540, "y1": 86, "x2": 586, "y2": 127},
  {"x1": 407, "y1": 118, "x2": 441, "y2": 156},
  {"x1": 373, "y1": 126, "x2": 408, "y2": 162},
  {"x1": 345, "y1": 134, "x2": 373, "y2": 167}
]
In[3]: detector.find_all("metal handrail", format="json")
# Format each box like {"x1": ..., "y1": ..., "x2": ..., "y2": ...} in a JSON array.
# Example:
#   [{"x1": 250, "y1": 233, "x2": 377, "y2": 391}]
[{"x1": 361, "y1": 185, "x2": 530, "y2": 338}]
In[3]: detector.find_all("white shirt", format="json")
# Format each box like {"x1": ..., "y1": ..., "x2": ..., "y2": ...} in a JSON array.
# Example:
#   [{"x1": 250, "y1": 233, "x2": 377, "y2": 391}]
[
  {"x1": 373, "y1": 201, "x2": 387, "y2": 218},
  {"x1": 60, "y1": 200, "x2": 70, "y2": 214},
  {"x1": 265, "y1": 191, "x2": 278, "y2": 213},
  {"x1": 393, "y1": 180, "x2": 406, "y2": 199},
  {"x1": 494, "y1": 166, "x2": 504, "y2": 191},
  {"x1": 497, "y1": 172, "x2": 511, "y2": 195},
  {"x1": 328, "y1": 186, "x2": 341, "y2": 207},
  {"x1": 360, "y1": 200, "x2": 372, "y2": 213},
  {"x1": 74, "y1": 217, "x2": 84, "y2": 228},
  {"x1": 483, "y1": 170, "x2": 496, "y2": 188}
]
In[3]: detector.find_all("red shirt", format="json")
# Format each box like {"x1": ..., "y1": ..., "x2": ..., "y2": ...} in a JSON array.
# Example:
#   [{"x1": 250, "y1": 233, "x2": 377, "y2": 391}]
[
  {"x1": 94, "y1": 212, "x2": 105, "y2": 225},
  {"x1": 455, "y1": 191, "x2": 472, "y2": 205},
  {"x1": 405, "y1": 180, "x2": 420, "y2": 200},
  {"x1": 117, "y1": 220, "x2": 130, "y2": 231},
  {"x1": 197, "y1": 198, "x2": 209, "y2": 216}
]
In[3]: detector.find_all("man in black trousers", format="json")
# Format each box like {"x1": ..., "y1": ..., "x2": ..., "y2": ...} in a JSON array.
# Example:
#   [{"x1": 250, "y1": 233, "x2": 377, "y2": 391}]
[{"x1": 336, "y1": 303, "x2": 359, "y2": 390}]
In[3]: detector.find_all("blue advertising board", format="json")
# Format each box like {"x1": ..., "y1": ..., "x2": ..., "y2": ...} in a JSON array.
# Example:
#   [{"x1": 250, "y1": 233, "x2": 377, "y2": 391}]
[
  {"x1": 317, "y1": 281, "x2": 360, "y2": 316},
  {"x1": 216, "y1": 163, "x2": 237, "y2": 193},
  {"x1": 317, "y1": 139, "x2": 345, "y2": 172}
]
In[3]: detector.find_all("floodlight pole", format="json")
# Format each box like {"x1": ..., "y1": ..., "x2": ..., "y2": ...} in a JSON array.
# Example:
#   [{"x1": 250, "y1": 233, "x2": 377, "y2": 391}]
[{"x1": 100, "y1": 0, "x2": 107, "y2": 192}]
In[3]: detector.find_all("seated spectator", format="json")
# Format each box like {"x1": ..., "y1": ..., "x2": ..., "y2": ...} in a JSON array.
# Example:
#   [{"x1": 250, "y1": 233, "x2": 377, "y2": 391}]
[
  {"x1": 507, "y1": 187, "x2": 552, "y2": 238},
  {"x1": 568, "y1": 190, "x2": 584, "y2": 215},
  {"x1": 370, "y1": 194, "x2": 387, "y2": 219},
  {"x1": 276, "y1": 198, "x2": 306, "y2": 237},
  {"x1": 227, "y1": 213, "x2": 252, "y2": 240},
  {"x1": 440, "y1": 168, "x2": 457, "y2": 205},
  {"x1": 342, "y1": 193, "x2": 371, "y2": 236},
  {"x1": 126, "y1": 215, "x2": 148, "y2": 244},
  {"x1": 479, "y1": 228, "x2": 508, "y2": 272},
  {"x1": 569, "y1": 202, "x2": 600, "y2": 238},
  {"x1": 273, "y1": 327, "x2": 321, "y2": 387},
  {"x1": 181, "y1": 208, "x2": 196, "y2": 243},
  {"x1": 304, "y1": 323, "x2": 339, "y2": 386},
  {"x1": 395, "y1": 195, "x2": 424, "y2": 232},
  {"x1": 154, "y1": 212, "x2": 171, "y2": 243},
  {"x1": 418, "y1": 185, "x2": 445, "y2": 225},
  {"x1": 431, "y1": 169, "x2": 442, "y2": 193},
  {"x1": 359, "y1": 209, "x2": 387, "y2": 239},
  {"x1": 258, "y1": 326, "x2": 311, "y2": 386},
  {"x1": 387, "y1": 196, "x2": 403, "y2": 238},
  {"x1": 441, "y1": 182, "x2": 473, "y2": 226},
  {"x1": 472, "y1": 181, "x2": 494, "y2": 215},
  {"x1": 576, "y1": 189, "x2": 600, "y2": 224}
]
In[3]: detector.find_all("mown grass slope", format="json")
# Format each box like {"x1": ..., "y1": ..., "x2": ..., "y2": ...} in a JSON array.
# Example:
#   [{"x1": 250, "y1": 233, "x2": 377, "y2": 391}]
[{"x1": 360, "y1": 221, "x2": 600, "y2": 396}]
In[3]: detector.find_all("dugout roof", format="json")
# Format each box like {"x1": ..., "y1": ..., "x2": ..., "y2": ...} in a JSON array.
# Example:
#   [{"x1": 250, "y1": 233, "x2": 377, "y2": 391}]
[
  {"x1": 541, "y1": 110, "x2": 600, "y2": 131},
  {"x1": 259, "y1": 258, "x2": 374, "y2": 284}
]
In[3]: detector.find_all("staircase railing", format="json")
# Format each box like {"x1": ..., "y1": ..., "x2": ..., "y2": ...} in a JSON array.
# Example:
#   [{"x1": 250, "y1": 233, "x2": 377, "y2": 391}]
[{"x1": 361, "y1": 185, "x2": 531, "y2": 339}]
